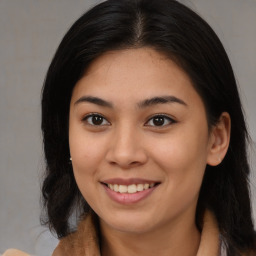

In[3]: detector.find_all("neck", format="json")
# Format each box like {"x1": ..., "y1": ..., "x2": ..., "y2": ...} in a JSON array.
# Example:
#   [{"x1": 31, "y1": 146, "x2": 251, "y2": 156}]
[{"x1": 100, "y1": 214, "x2": 201, "y2": 256}]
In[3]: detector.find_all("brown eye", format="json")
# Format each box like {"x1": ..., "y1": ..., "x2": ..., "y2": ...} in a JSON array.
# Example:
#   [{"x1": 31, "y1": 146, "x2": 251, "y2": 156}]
[
  {"x1": 146, "y1": 115, "x2": 175, "y2": 127},
  {"x1": 92, "y1": 115, "x2": 103, "y2": 125},
  {"x1": 152, "y1": 116, "x2": 165, "y2": 126},
  {"x1": 84, "y1": 114, "x2": 110, "y2": 126}
]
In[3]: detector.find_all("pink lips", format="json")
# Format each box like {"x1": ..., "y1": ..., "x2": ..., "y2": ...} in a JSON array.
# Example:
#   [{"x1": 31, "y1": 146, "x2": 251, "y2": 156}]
[{"x1": 101, "y1": 178, "x2": 159, "y2": 204}]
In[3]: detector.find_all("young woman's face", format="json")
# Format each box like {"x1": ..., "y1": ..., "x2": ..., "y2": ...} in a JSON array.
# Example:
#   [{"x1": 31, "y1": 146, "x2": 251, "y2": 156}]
[{"x1": 69, "y1": 48, "x2": 215, "y2": 234}]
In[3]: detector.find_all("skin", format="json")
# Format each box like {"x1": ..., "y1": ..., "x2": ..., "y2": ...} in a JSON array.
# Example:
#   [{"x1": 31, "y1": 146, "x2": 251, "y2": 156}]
[{"x1": 69, "y1": 48, "x2": 230, "y2": 256}]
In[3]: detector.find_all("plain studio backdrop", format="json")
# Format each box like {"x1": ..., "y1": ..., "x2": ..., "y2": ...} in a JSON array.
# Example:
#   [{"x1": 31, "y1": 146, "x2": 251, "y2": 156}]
[{"x1": 0, "y1": 0, "x2": 255, "y2": 255}]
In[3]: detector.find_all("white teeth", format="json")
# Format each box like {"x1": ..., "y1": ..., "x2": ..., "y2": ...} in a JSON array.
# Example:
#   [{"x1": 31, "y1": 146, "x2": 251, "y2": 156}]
[
  {"x1": 114, "y1": 184, "x2": 119, "y2": 192},
  {"x1": 107, "y1": 183, "x2": 156, "y2": 193},
  {"x1": 137, "y1": 184, "x2": 144, "y2": 191},
  {"x1": 144, "y1": 184, "x2": 149, "y2": 189},
  {"x1": 128, "y1": 184, "x2": 137, "y2": 194},
  {"x1": 119, "y1": 185, "x2": 128, "y2": 193}
]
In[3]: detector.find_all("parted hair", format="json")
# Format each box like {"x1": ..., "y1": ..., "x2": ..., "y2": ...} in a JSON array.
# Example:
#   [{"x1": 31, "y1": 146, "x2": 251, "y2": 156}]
[{"x1": 41, "y1": 0, "x2": 256, "y2": 255}]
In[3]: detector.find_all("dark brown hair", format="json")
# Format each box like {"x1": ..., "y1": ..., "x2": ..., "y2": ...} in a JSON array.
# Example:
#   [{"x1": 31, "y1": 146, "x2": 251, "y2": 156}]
[{"x1": 41, "y1": 1, "x2": 255, "y2": 255}]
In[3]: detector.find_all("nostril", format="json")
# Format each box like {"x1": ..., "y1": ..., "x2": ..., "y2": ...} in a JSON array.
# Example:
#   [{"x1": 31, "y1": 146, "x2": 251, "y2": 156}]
[
  {"x1": 130, "y1": 161, "x2": 141, "y2": 165},
  {"x1": 105, "y1": 144, "x2": 148, "y2": 168}
]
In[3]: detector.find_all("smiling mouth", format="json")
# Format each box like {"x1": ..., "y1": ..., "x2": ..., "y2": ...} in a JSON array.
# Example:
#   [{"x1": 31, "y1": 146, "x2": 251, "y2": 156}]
[{"x1": 103, "y1": 183, "x2": 159, "y2": 194}]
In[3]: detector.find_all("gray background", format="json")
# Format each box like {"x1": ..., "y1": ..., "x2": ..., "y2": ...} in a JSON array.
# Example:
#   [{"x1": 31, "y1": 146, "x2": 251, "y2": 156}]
[{"x1": 0, "y1": 0, "x2": 255, "y2": 255}]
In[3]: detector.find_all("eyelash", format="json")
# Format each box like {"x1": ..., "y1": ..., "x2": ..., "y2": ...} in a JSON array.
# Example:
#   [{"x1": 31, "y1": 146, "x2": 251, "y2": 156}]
[
  {"x1": 82, "y1": 113, "x2": 110, "y2": 126},
  {"x1": 145, "y1": 114, "x2": 176, "y2": 127},
  {"x1": 82, "y1": 113, "x2": 176, "y2": 127}
]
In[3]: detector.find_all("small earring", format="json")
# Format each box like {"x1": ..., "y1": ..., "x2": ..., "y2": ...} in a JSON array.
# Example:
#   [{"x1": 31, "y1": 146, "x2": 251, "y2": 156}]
[{"x1": 70, "y1": 157, "x2": 72, "y2": 161}]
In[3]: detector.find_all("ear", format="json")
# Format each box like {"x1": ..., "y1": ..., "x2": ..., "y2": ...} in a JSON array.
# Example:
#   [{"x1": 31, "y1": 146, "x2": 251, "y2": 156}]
[{"x1": 207, "y1": 112, "x2": 231, "y2": 166}]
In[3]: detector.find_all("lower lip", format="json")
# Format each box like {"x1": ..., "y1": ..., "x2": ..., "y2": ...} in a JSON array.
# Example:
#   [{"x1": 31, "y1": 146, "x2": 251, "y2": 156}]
[{"x1": 102, "y1": 184, "x2": 157, "y2": 204}]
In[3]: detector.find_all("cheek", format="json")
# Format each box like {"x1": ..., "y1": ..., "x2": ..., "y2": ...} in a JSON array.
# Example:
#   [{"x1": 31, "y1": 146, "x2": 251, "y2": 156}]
[
  {"x1": 69, "y1": 125, "x2": 107, "y2": 166},
  {"x1": 69, "y1": 137, "x2": 103, "y2": 205},
  {"x1": 68, "y1": 126, "x2": 108, "y2": 195},
  {"x1": 151, "y1": 133, "x2": 208, "y2": 215},
  {"x1": 150, "y1": 125, "x2": 209, "y2": 188}
]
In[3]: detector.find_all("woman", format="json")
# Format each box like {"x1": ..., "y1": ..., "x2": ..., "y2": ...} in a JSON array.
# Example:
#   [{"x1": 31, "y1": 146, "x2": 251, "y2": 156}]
[{"x1": 4, "y1": 0, "x2": 255, "y2": 255}]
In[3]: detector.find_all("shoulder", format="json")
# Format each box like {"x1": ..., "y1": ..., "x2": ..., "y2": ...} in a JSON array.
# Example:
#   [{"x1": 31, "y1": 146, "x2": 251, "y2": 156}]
[
  {"x1": 52, "y1": 212, "x2": 100, "y2": 256},
  {"x1": 2, "y1": 249, "x2": 30, "y2": 256}
]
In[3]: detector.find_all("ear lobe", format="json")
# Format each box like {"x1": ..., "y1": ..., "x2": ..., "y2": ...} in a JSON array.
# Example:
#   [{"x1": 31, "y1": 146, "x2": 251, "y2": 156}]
[{"x1": 207, "y1": 112, "x2": 231, "y2": 166}]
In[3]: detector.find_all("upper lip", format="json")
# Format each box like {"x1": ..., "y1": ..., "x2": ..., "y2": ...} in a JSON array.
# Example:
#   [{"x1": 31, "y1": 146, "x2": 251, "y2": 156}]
[{"x1": 101, "y1": 178, "x2": 160, "y2": 185}]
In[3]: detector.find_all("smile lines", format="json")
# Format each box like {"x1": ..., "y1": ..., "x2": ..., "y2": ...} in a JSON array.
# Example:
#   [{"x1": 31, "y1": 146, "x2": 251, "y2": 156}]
[{"x1": 106, "y1": 183, "x2": 156, "y2": 194}]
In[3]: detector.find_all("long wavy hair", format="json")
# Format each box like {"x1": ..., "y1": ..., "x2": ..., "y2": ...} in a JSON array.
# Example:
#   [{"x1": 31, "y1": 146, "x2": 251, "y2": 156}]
[{"x1": 41, "y1": 0, "x2": 255, "y2": 255}]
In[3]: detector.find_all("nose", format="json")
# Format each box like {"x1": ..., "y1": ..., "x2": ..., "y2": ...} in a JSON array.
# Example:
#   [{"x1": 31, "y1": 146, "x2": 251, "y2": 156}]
[{"x1": 105, "y1": 124, "x2": 148, "y2": 169}]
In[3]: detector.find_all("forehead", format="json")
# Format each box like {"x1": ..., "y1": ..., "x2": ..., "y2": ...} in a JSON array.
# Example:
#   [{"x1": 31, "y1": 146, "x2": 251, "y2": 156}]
[{"x1": 71, "y1": 47, "x2": 202, "y2": 109}]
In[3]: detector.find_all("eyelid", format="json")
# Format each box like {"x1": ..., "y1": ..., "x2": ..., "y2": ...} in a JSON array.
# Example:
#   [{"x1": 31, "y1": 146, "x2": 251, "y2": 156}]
[
  {"x1": 81, "y1": 113, "x2": 176, "y2": 127},
  {"x1": 82, "y1": 113, "x2": 110, "y2": 126},
  {"x1": 145, "y1": 114, "x2": 176, "y2": 127}
]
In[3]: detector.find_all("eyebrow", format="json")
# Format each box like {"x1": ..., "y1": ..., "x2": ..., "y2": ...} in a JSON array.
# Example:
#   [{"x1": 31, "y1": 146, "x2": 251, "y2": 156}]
[
  {"x1": 74, "y1": 96, "x2": 113, "y2": 108},
  {"x1": 74, "y1": 95, "x2": 187, "y2": 108},
  {"x1": 138, "y1": 96, "x2": 187, "y2": 108}
]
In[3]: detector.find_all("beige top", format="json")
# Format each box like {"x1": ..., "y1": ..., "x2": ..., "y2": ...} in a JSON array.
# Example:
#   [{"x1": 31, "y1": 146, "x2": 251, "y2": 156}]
[
  {"x1": 54, "y1": 210, "x2": 220, "y2": 256},
  {"x1": 2, "y1": 210, "x2": 250, "y2": 256}
]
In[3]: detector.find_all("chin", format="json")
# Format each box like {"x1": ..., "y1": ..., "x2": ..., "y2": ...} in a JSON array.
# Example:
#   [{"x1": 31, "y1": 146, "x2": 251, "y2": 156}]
[
  {"x1": 100, "y1": 212, "x2": 156, "y2": 234},
  {"x1": 110, "y1": 222, "x2": 153, "y2": 234}
]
